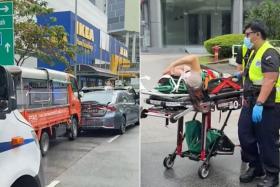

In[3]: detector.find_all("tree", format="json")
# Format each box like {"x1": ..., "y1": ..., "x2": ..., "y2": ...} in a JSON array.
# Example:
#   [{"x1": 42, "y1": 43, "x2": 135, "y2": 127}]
[
  {"x1": 8, "y1": 0, "x2": 76, "y2": 66},
  {"x1": 245, "y1": 0, "x2": 280, "y2": 40}
]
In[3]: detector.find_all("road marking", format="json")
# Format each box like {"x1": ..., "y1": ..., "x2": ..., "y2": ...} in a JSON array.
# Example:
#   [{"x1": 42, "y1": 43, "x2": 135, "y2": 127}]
[
  {"x1": 107, "y1": 135, "x2": 120, "y2": 143},
  {"x1": 46, "y1": 180, "x2": 60, "y2": 187}
]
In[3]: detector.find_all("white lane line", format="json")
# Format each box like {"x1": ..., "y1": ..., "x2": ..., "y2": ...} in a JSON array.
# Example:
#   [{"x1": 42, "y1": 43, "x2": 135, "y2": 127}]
[
  {"x1": 107, "y1": 135, "x2": 120, "y2": 143},
  {"x1": 46, "y1": 180, "x2": 60, "y2": 187}
]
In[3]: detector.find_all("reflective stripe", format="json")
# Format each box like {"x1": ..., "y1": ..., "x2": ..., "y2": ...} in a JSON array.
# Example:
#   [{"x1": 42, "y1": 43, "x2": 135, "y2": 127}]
[
  {"x1": 252, "y1": 80, "x2": 263, "y2": 85},
  {"x1": 242, "y1": 45, "x2": 247, "y2": 69},
  {"x1": 0, "y1": 138, "x2": 34, "y2": 153}
]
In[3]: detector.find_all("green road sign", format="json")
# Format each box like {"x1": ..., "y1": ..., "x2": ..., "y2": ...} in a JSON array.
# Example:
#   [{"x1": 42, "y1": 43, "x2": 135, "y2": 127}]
[
  {"x1": 0, "y1": 1, "x2": 13, "y2": 65},
  {"x1": 0, "y1": 1, "x2": 13, "y2": 16},
  {"x1": 0, "y1": 15, "x2": 13, "y2": 29}
]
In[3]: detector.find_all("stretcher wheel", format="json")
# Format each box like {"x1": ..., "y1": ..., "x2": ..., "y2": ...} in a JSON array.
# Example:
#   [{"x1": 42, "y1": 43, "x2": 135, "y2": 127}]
[
  {"x1": 169, "y1": 114, "x2": 177, "y2": 123},
  {"x1": 163, "y1": 155, "x2": 175, "y2": 169},
  {"x1": 198, "y1": 163, "x2": 210, "y2": 179}
]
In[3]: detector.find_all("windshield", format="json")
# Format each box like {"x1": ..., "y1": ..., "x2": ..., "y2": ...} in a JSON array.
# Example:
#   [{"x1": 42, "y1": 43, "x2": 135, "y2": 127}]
[{"x1": 81, "y1": 91, "x2": 116, "y2": 105}]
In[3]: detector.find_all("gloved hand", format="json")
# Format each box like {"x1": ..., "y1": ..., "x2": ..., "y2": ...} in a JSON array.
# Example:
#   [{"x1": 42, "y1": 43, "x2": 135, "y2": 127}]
[
  {"x1": 252, "y1": 104, "x2": 263, "y2": 123},
  {"x1": 233, "y1": 72, "x2": 242, "y2": 80}
]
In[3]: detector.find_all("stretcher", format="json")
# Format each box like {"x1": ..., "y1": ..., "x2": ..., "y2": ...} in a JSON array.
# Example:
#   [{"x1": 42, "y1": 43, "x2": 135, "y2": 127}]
[{"x1": 141, "y1": 76, "x2": 243, "y2": 179}]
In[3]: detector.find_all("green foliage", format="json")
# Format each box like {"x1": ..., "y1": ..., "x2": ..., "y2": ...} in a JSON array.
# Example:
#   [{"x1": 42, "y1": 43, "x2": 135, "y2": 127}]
[
  {"x1": 245, "y1": 0, "x2": 280, "y2": 40},
  {"x1": 0, "y1": 0, "x2": 76, "y2": 66},
  {"x1": 203, "y1": 34, "x2": 244, "y2": 58}
]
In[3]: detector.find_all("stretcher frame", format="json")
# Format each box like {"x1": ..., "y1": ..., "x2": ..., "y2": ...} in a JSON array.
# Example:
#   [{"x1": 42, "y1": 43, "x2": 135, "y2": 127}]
[{"x1": 141, "y1": 88, "x2": 243, "y2": 179}]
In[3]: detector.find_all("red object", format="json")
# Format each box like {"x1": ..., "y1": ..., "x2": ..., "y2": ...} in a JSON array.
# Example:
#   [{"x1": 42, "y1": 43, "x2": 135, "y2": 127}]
[
  {"x1": 200, "y1": 150, "x2": 206, "y2": 161},
  {"x1": 21, "y1": 79, "x2": 81, "y2": 140},
  {"x1": 212, "y1": 45, "x2": 221, "y2": 62},
  {"x1": 206, "y1": 69, "x2": 216, "y2": 79},
  {"x1": 96, "y1": 105, "x2": 117, "y2": 112},
  {"x1": 176, "y1": 118, "x2": 184, "y2": 156},
  {"x1": 210, "y1": 78, "x2": 241, "y2": 94}
]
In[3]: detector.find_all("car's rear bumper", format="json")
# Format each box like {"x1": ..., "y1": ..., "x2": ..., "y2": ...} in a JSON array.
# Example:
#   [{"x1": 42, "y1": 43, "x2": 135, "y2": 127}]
[{"x1": 81, "y1": 114, "x2": 121, "y2": 130}]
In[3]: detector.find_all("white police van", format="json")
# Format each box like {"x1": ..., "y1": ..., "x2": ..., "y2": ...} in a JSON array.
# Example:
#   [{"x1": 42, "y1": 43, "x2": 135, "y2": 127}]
[{"x1": 0, "y1": 65, "x2": 44, "y2": 187}]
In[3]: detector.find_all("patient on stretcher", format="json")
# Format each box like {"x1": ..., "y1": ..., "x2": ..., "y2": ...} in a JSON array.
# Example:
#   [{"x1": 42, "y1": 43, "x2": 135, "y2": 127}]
[
  {"x1": 156, "y1": 55, "x2": 219, "y2": 94},
  {"x1": 158, "y1": 55, "x2": 217, "y2": 110},
  {"x1": 152, "y1": 54, "x2": 241, "y2": 110}
]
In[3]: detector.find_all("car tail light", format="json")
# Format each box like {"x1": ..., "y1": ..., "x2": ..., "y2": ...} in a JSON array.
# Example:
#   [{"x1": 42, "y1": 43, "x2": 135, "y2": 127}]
[
  {"x1": 106, "y1": 106, "x2": 116, "y2": 112},
  {"x1": 98, "y1": 106, "x2": 116, "y2": 112}
]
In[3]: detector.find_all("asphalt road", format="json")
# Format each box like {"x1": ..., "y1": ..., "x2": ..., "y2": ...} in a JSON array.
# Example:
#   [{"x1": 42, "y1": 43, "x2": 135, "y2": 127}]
[
  {"x1": 43, "y1": 126, "x2": 139, "y2": 187},
  {"x1": 140, "y1": 53, "x2": 262, "y2": 187}
]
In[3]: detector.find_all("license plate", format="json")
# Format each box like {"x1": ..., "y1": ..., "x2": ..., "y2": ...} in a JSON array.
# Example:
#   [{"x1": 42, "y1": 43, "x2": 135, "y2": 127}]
[
  {"x1": 88, "y1": 109, "x2": 98, "y2": 113},
  {"x1": 149, "y1": 100, "x2": 161, "y2": 105},
  {"x1": 82, "y1": 119, "x2": 103, "y2": 127},
  {"x1": 165, "y1": 102, "x2": 181, "y2": 106}
]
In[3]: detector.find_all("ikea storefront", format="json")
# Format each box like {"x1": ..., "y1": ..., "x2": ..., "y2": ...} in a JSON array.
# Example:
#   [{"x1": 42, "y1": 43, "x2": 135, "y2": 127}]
[{"x1": 37, "y1": 11, "x2": 129, "y2": 88}]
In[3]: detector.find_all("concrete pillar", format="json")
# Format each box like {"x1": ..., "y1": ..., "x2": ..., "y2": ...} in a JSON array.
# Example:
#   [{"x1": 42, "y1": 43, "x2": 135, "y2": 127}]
[
  {"x1": 149, "y1": 0, "x2": 163, "y2": 48},
  {"x1": 142, "y1": 1, "x2": 150, "y2": 49},
  {"x1": 125, "y1": 32, "x2": 130, "y2": 47},
  {"x1": 132, "y1": 32, "x2": 136, "y2": 63},
  {"x1": 232, "y1": 0, "x2": 243, "y2": 33}
]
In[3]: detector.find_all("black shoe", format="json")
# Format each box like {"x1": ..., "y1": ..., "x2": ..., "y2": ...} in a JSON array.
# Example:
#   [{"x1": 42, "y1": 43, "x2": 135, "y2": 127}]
[
  {"x1": 257, "y1": 174, "x2": 279, "y2": 187},
  {"x1": 239, "y1": 167, "x2": 265, "y2": 183}
]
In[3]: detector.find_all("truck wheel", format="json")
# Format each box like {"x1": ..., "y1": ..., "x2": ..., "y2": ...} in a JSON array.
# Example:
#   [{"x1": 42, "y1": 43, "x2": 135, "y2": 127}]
[
  {"x1": 68, "y1": 117, "x2": 78, "y2": 140},
  {"x1": 40, "y1": 131, "x2": 49, "y2": 157}
]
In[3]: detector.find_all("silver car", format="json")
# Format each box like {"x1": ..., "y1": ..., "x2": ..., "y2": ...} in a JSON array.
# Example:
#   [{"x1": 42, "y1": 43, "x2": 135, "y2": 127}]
[{"x1": 81, "y1": 90, "x2": 139, "y2": 134}]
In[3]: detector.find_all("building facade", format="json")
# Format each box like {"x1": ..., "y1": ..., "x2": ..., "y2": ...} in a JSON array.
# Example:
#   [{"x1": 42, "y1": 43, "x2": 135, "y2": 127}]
[
  {"x1": 89, "y1": 0, "x2": 107, "y2": 14},
  {"x1": 47, "y1": 0, "x2": 108, "y2": 32},
  {"x1": 36, "y1": 0, "x2": 131, "y2": 87},
  {"x1": 141, "y1": 0, "x2": 279, "y2": 51},
  {"x1": 107, "y1": 0, "x2": 140, "y2": 64}
]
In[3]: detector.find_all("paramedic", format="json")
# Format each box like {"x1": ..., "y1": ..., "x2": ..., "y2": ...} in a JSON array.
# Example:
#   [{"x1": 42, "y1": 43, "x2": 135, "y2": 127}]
[{"x1": 238, "y1": 21, "x2": 280, "y2": 187}]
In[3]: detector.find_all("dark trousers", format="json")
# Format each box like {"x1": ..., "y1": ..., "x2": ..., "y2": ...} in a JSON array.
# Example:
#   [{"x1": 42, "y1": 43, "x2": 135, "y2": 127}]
[{"x1": 238, "y1": 105, "x2": 280, "y2": 174}]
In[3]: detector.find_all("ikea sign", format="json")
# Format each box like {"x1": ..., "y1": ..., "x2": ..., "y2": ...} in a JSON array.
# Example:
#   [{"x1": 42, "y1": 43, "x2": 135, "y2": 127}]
[{"x1": 76, "y1": 21, "x2": 94, "y2": 41}]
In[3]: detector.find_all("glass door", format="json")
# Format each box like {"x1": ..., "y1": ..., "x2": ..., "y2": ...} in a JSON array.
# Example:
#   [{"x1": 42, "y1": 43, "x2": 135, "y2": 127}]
[{"x1": 185, "y1": 13, "x2": 211, "y2": 45}]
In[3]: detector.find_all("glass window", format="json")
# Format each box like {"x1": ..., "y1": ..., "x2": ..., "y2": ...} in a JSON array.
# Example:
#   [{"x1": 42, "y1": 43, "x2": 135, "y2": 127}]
[
  {"x1": 117, "y1": 92, "x2": 133, "y2": 103},
  {"x1": 161, "y1": 0, "x2": 232, "y2": 45},
  {"x1": 18, "y1": 79, "x2": 50, "y2": 108},
  {"x1": 126, "y1": 93, "x2": 135, "y2": 103},
  {"x1": 70, "y1": 77, "x2": 78, "y2": 93},
  {"x1": 52, "y1": 81, "x2": 68, "y2": 105},
  {"x1": 81, "y1": 91, "x2": 115, "y2": 105},
  {"x1": 117, "y1": 93, "x2": 127, "y2": 103}
]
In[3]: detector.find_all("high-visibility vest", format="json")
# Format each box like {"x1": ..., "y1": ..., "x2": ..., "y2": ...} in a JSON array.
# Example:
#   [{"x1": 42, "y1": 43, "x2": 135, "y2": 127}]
[
  {"x1": 241, "y1": 45, "x2": 253, "y2": 83},
  {"x1": 248, "y1": 41, "x2": 280, "y2": 103}
]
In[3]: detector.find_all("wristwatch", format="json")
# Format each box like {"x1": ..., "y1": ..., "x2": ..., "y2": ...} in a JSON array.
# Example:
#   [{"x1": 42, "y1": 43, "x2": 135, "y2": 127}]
[{"x1": 256, "y1": 101, "x2": 263, "y2": 106}]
